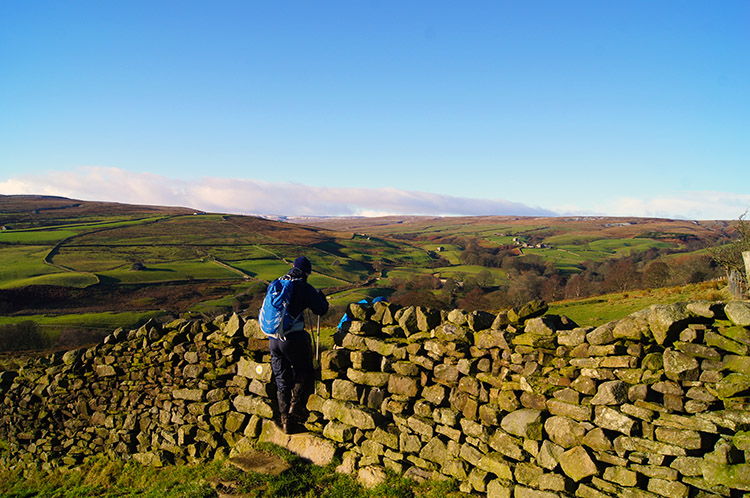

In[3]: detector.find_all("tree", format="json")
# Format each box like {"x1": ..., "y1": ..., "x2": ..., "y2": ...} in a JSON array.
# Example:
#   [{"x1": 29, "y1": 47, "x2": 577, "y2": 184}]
[
  {"x1": 602, "y1": 259, "x2": 641, "y2": 293},
  {"x1": 0, "y1": 321, "x2": 48, "y2": 351},
  {"x1": 564, "y1": 274, "x2": 591, "y2": 300},
  {"x1": 671, "y1": 254, "x2": 720, "y2": 285},
  {"x1": 643, "y1": 261, "x2": 671, "y2": 288},
  {"x1": 506, "y1": 273, "x2": 545, "y2": 307},
  {"x1": 540, "y1": 274, "x2": 565, "y2": 302},
  {"x1": 710, "y1": 213, "x2": 750, "y2": 293},
  {"x1": 475, "y1": 269, "x2": 496, "y2": 288},
  {"x1": 457, "y1": 288, "x2": 490, "y2": 311}
]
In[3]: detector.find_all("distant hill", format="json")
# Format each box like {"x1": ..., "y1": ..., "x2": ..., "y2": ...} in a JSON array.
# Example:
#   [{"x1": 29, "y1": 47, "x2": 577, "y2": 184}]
[
  {"x1": 0, "y1": 194, "x2": 199, "y2": 229},
  {"x1": 296, "y1": 214, "x2": 732, "y2": 245}
]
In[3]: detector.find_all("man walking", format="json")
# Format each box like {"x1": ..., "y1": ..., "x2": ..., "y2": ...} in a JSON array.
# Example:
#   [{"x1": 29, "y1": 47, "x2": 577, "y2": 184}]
[{"x1": 267, "y1": 256, "x2": 328, "y2": 434}]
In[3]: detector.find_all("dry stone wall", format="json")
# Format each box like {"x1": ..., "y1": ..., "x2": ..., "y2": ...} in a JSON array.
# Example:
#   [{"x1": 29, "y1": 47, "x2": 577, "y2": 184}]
[{"x1": 2, "y1": 299, "x2": 750, "y2": 497}]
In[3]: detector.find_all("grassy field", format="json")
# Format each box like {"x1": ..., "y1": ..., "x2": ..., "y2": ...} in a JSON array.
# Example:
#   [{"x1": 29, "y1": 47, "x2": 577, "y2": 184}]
[
  {"x1": 98, "y1": 261, "x2": 240, "y2": 284},
  {"x1": 548, "y1": 280, "x2": 729, "y2": 327},
  {"x1": 0, "y1": 246, "x2": 63, "y2": 283},
  {"x1": 0, "y1": 229, "x2": 81, "y2": 244},
  {"x1": 0, "y1": 272, "x2": 99, "y2": 289},
  {"x1": 0, "y1": 444, "x2": 460, "y2": 498},
  {"x1": 0, "y1": 310, "x2": 166, "y2": 330}
]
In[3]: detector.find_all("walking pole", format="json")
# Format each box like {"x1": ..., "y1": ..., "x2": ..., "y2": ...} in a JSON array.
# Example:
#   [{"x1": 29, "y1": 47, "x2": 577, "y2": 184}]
[{"x1": 316, "y1": 315, "x2": 321, "y2": 362}]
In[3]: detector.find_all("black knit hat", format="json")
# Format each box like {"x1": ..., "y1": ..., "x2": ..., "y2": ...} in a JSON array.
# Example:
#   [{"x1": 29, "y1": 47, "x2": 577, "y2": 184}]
[{"x1": 293, "y1": 256, "x2": 312, "y2": 274}]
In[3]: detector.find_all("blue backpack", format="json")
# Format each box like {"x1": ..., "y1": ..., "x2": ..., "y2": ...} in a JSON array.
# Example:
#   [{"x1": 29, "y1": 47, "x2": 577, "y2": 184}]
[{"x1": 259, "y1": 276, "x2": 304, "y2": 340}]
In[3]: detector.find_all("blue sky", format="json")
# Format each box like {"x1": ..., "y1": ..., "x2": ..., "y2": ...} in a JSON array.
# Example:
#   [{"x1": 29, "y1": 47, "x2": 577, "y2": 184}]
[{"x1": 1, "y1": 1, "x2": 748, "y2": 219}]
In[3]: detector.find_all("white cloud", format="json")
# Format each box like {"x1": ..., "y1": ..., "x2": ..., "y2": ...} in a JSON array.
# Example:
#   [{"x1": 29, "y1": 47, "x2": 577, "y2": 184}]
[
  {"x1": 3, "y1": 167, "x2": 746, "y2": 220},
  {"x1": 0, "y1": 166, "x2": 556, "y2": 217},
  {"x1": 597, "y1": 192, "x2": 750, "y2": 221}
]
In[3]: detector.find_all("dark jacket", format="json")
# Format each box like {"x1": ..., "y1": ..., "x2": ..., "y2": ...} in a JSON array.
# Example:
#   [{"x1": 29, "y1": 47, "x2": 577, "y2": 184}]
[{"x1": 285, "y1": 267, "x2": 329, "y2": 326}]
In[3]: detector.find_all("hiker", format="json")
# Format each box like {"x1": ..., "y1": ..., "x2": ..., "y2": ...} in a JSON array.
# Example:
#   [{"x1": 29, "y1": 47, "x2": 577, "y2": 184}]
[
  {"x1": 337, "y1": 296, "x2": 388, "y2": 331},
  {"x1": 262, "y1": 256, "x2": 328, "y2": 434}
]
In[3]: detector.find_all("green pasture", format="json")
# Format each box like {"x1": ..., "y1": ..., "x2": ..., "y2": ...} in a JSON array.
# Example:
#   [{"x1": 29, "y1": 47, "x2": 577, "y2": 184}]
[
  {"x1": 544, "y1": 233, "x2": 602, "y2": 246},
  {"x1": 420, "y1": 244, "x2": 462, "y2": 264},
  {"x1": 64, "y1": 215, "x2": 249, "y2": 246},
  {"x1": 386, "y1": 247, "x2": 438, "y2": 267},
  {"x1": 42, "y1": 215, "x2": 171, "y2": 232},
  {"x1": 378, "y1": 267, "x2": 435, "y2": 284},
  {"x1": 0, "y1": 216, "x2": 173, "y2": 242},
  {"x1": 661, "y1": 246, "x2": 713, "y2": 260},
  {"x1": 54, "y1": 245, "x2": 204, "y2": 271},
  {"x1": 97, "y1": 261, "x2": 239, "y2": 283},
  {"x1": 0, "y1": 246, "x2": 60, "y2": 283},
  {"x1": 476, "y1": 223, "x2": 542, "y2": 236},
  {"x1": 0, "y1": 272, "x2": 98, "y2": 289},
  {"x1": 483, "y1": 235, "x2": 518, "y2": 245},
  {"x1": 0, "y1": 229, "x2": 79, "y2": 243},
  {"x1": 309, "y1": 273, "x2": 350, "y2": 288},
  {"x1": 520, "y1": 248, "x2": 585, "y2": 273},
  {"x1": 308, "y1": 253, "x2": 370, "y2": 282},
  {"x1": 0, "y1": 310, "x2": 166, "y2": 333},
  {"x1": 203, "y1": 245, "x2": 279, "y2": 261},
  {"x1": 433, "y1": 264, "x2": 508, "y2": 279},
  {"x1": 327, "y1": 286, "x2": 394, "y2": 306},
  {"x1": 188, "y1": 281, "x2": 269, "y2": 313},
  {"x1": 587, "y1": 238, "x2": 670, "y2": 255},
  {"x1": 190, "y1": 295, "x2": 244, "y2": 314},
  {"x1": 325, "y1": 236, "x2": 433, "y2": 269},
  {"x1": 231, "y1": 259, "x2": 297, "y2": 280},
  {"x1": 266, "y1": 245, "x2": 372, "y2": 283},
  {"x1": 521, "y1": 238, "x2": 673, "y2": 269},
  {"x1": 230, "y1": 257, "x2": 351, "y2": 288}
]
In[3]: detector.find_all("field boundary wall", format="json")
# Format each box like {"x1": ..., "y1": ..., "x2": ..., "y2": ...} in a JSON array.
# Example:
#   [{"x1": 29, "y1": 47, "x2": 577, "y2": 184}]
[{"x1": 2, "y1": 299, "x2": 750, "y2": 497}]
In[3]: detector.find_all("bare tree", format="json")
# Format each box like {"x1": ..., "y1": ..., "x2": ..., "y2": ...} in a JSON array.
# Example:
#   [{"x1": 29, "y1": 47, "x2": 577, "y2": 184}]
[
  {"x1": 643, "y1": 261, "x2": 671, "y2": 288},
  {"x1": 709, "y1": 213, "x2": 750, "y2": 296}
]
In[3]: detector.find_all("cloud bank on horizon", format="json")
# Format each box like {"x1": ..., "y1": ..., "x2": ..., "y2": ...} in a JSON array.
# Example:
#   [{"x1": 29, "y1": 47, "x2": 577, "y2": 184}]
[{"x1": 1, "y1": 166, "x2": 748, "y2": 221}]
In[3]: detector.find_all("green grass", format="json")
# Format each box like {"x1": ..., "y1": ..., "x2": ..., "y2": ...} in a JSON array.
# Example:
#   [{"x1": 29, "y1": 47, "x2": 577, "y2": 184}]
[
  {"x1": 482, "y1": 236, "x2": 517, "y2": 246},
  {"x1": 0, "y1": 446, "x2": 461, "y2": 498},
  {"x1": 587, "y1": 238, "x2": 669, "y2": 256},
  {"x1": 0, "y1": 271, "x2": 98, "y2": 289},
  {"x1": 0, "y1": 454, "x2": 223, "y2": 498},
  {"x1": 0, "y1": 246, "x2": 60, "y2": 283},
  {"x1": 309, "y1": 274, "x2": 351, "y2": 288},
  {"x1": 327, "y1": 286, "x2": 394, "y2": 306},
  {"x1": 230, "y1": 257, "x2": 357, "y2": 287},
  {"x1": 54, "y1": 245, "x2": 204, "y2": 271},
  {"x1": 0, "y1": 229, "x2": 79, "y2": 243},
  {"x1": 518, "y1": 238, "x2": 673, "y2": 273},
  {"x1": 432, "y1": 265, "x2": 508, "y2": 281},
  {"x1": 549, "y1": 280, "x2": 729, "y2": 327},
  {"x1": 98, "y1": 261, "x2": 240, "y2": 283},
  {"x1": 232, "y1": 259, "x2": 298, "y2": 280},
  {"x1": 378, "y1": 267, "x2": 434, "y2": 283},
  {"x1": 208, "y1": 245, "x2": 284, "y2": 261},
  {"x1": 0, "y1": 310, "x2": 166, "y2": 331}
]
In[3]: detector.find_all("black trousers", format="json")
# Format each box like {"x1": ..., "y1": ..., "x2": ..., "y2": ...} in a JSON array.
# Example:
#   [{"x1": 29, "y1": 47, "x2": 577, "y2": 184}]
[{"x1": 269, "y1": 330, "x2": 314, "y2": 417}]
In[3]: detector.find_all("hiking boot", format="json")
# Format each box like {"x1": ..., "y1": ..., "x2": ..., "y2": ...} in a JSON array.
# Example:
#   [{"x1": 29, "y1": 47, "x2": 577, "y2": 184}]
[
  {"x1": 279, "y1": 414, "x2": 290, "y2": 434},
  {"x1": 283, "y1": 418, "x2": 306, "y2": 435}
]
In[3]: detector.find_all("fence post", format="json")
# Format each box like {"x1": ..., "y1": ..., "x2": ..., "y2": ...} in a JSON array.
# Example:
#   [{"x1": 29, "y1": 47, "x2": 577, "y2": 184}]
[{"x1": 744, "y1": 251, "x2": 750, "y2": 298}]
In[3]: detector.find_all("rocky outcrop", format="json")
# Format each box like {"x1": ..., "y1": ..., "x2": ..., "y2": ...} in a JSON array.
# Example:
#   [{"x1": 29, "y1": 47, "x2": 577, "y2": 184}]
[{"x1": 2, "y1": 299, "x2": 750, "y2": 497}]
